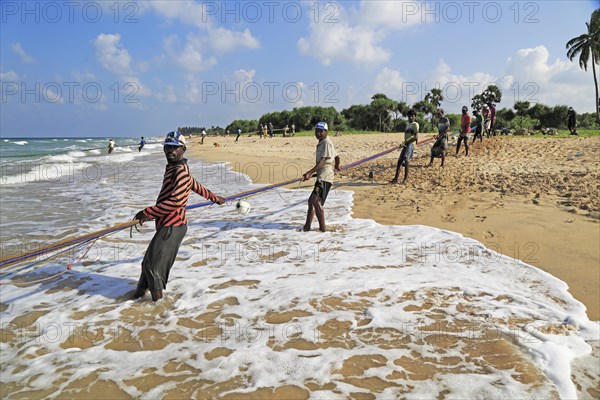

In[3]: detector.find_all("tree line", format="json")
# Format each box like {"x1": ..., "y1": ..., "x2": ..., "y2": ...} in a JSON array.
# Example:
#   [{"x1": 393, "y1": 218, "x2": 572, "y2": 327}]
[{"x1": 222, "y1": 84, "x2": 597, "y2": 135}]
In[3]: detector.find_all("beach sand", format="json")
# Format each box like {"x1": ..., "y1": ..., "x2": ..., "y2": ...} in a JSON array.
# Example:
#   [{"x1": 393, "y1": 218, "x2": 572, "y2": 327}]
[
  {"x1": 191, "y1": 133, "x2": 599, "y2": 321},
  {"x1": 2, "y1": 133, "x2": 598, "y2": 399}
]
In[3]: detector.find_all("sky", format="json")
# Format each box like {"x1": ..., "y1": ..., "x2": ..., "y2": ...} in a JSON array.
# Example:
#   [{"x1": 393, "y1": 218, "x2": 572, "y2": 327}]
[{"x1": 1, "y1": 0, "x2": 598, "y2": 137}]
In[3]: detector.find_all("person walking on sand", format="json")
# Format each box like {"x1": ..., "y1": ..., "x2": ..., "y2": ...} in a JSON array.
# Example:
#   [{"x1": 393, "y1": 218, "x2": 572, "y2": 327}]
[
  {"x1": 302, "y1": 122, "x2": 340, "y2": 233},
  {"x1": 390, "y1": 109, "x2": 419, "y2": 184},
  {"x1": 108, "y1": 138, "x2": 117, "y2": 154},
  {"x1": 489, "y1": 103, "x2": 497, "y2": 136},
  {"x1": 472, "y1": 109, "x2": 484, "y2": 144},
  {"x1": 482, "y1": 104, "x2": 491, "y2": 137},
  {"x1": 428, "y1": 108, "x2": 449, "y2": 167},
  {"x1": 132, "y1": 131, "x2": 226, "y2": 302},
  {"x1": 138, "y1": 137, "x2": 145, "y2": 152},
  {"x1": 235, "y1": 127, "x2": 242, "y2": 143},
  {"x1": 567, "y1": 107, "x2": 577, "y2": 135},
  {"x1": 268, "y1": 122, "x2": 274, "y2": 138},
  {"x1": 456, "y1": 106, "x2": 471, "y2": 157},
  {"x1": 201, "y1": 129, "x2": 207, "y2": 144}
]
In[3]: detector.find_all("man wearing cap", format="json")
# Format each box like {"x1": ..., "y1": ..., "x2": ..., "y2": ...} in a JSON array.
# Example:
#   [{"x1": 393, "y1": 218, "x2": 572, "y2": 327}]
[
  {"x1": 132, "y1": 130, "x2": 226, "y2": 302},
  {"x1": 390, "y1": 109, "x2": 419, "y2": 184},
  {"x1": 302, "y1": 122, "x2": 340, "y2": 232}
]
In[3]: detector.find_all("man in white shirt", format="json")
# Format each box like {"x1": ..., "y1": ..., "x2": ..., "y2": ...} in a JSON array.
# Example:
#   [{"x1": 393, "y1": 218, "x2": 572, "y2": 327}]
[{"x1": 302, "y1": 122, "x2": 340, "y2": 232}]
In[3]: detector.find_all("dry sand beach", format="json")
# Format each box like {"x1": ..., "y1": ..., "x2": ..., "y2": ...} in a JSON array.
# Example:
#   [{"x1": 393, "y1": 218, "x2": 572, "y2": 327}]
[
  {"x1": 2, "y1": 133, "x2": 599, "y2": 399},
  {"x1": 193, "y1": 133, "x2": 600, "y2": 321}
]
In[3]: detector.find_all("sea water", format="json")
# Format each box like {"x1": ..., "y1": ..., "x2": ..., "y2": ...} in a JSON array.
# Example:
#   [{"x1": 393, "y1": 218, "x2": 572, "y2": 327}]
[{"x1": 0, "y1": 138, "x2": 598, "y2": 399}]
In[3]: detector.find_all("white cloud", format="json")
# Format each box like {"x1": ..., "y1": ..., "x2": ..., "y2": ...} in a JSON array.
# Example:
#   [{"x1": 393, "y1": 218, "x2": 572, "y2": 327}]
[
  {"x1": 232, "y1": 69, "x2": 256, "y2": 84},
  {"x1": 142, "y1": 1, "x2": 211, "y2": 28},
  {"x1": 298, "y1": 22, "x2": 390, "y2": 66},
  {"x1": 94, "y1": 33, "x2": 132, "y2": 75},
  {"x1": 93, "y1": 33, "x2": 151, "y2": 99},
  {"x1": 163, "y1": 34, "x2": 217, "y2": 73},
  {"x1": 373, "y1": 67, "x2": 409, "y2": 99},
  {"x1": 502, "y1": 45, "x2": 594, "y2": 112},
  {"x1": 410, "y1": 46, "x2": 595, "y2": 114},
  {"x1": 360, "y1": 0, "x2": 427, "y2": 29},
  {"x1": 298, "y1": 0, "x2": 430, "y2": 66},
  {"x1": 207, "y1": 27, "x2": 260, "y2": 53},
  {"x1": 0, "y1": 69, "x2": 20, "y2": 81},
  {"x1": 11, "y1": 43, "x2": 35, "y2": 64},
  {"x1": 155, "y1": 84, "x2": 177, "y2": 103},
  {"x1": 146, "y1": 1, "x2": 260, "y2": 55}
]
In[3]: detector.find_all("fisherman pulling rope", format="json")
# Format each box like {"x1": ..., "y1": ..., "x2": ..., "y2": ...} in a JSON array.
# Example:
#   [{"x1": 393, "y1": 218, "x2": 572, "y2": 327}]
[
  {"x1": 0, "y1": 128, "x2": 459, "y2": 283},
  {"x1": 131, "y1": 130, "x2": 226, "y2": 301}
]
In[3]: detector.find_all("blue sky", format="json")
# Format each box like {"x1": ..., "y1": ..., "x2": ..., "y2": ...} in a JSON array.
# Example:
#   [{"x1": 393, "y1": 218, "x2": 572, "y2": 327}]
[{"x1": 1, "y1": 0, "x2": 598, "y2": 137}]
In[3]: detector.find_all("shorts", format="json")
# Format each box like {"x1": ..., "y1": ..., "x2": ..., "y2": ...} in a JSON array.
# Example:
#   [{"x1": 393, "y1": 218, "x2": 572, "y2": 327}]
[
  {"x1": 312, "y1": 180, "x2": 332, "y2": 205},
  {"x1": 399, "y1": 142, "x2": 415, "y2": 163}
]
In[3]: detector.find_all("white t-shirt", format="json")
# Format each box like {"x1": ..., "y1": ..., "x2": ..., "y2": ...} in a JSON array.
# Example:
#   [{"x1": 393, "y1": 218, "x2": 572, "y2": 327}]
[{"x1": 315, "y1": 136, "x2": 337, "y2": 183}]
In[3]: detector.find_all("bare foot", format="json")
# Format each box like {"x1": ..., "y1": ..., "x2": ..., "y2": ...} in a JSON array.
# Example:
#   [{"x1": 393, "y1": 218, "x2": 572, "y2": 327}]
[
  {"x1": 151, "y1": 290, "x2": 163, "y2": 302},
  {"x1": 303, "y1": 225, "x2": 311, "y2": 232},
  {"x1": 319, "y1": 226, "x2": 327, "y2": 232},
  {"x1": 131, "y1": 287, "x2": 147, "y2": 300},
  {"x1": 389, "y1": 179, "x2": 398, "y2": 184}
]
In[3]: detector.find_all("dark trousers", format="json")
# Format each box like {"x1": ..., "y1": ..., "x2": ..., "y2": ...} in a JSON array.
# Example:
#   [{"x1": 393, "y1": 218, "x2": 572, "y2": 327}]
[{"x1": 137, "y1": 225, "x2": 187, "y2": 292}]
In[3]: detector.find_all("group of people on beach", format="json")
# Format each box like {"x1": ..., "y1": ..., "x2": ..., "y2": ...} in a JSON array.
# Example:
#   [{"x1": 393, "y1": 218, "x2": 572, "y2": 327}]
[
  {"x1": 391, "y1": 103, "x2": 497, "y2": 184},
  {"x1": 130, "y1": 100, "x2": 579, "y2": 302},
  {"x1": 132, "y1": 123, "x2": 336, "y2": 301}
]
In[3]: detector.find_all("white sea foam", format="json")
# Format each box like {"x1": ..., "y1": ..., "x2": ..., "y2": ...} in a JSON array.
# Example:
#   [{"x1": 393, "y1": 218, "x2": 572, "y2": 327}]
[
  {"x1": 0, "y1": 157, "x2": 597, "y2": 399},
  {"x1": 12, "y1": 140, "x2": 28, "y2": 145}
]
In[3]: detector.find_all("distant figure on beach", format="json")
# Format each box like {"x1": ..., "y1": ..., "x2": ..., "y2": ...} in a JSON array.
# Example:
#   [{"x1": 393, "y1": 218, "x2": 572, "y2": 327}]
[
  {"x1": 335, "y1": 130, "x2": 341, "y2": 137},
  {"x1": 489, "y1": 103, "x2": 497, "y2": 136},
  {"x1": 302, "y1": 122, "x2": 340, "y2": 232},
  {"x1": 108, "y1": 138, "x2": 117, "y2": 154},
  {"x1": 268, "y1": 122, "x2": 274, "y2": 138},
  {"x1": 482, "y1": 104, "x2": 491, "y2": 137},
  {"x1": 390, "y1": 109, "x2": 419, "y2": 184},
  {"x1": 132, "y1": 131, "x2": 225, "y2": 302},
  {"x1": 567, "y1": 107, "x2": 578, "y2": 135},
  {"x1": 201, "y1": 129, "x2": 207, "y2": 144},
  {"x1": 291, "y1": 124, "x2": 296, "y2": 136},
  {"x1": 283, "y1": 125, "x2": 289, "y2": 137},
  {"x1": 429, "y1": 108, "x2": 449, "y2": 167},
  {"x1": 226, "y1": 129, "x2": 230, "y2": 136},
  {"x1": 472, "y1": 109, "x2": 484, "y2": 143},
  {"x1": 456, "y1": 106, "x2": 471, "y2": 157},
  {"x1": 262, "y1": 124, "x2": 268, "y2": 139},
  {"x1": 138, "y1": 137, "x2": 145, "y2": 152},
  {"x1": 235, "y1": 128, "x2": 242, "y2": 143}
]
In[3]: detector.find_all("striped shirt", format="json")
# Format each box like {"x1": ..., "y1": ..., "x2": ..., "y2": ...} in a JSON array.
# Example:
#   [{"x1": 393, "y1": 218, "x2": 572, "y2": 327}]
[{"x1": 143, "y1": 159, "x2": 219, "y2": 228}]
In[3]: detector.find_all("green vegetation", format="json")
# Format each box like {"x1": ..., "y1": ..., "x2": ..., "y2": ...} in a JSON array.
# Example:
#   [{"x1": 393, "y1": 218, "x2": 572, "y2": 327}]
[
  {"x1": 517, "y1": 129, "x2": 600, "y2": 138},
  {"x1": 566, "y1": 8, "x2": 600, "y2": 124}
]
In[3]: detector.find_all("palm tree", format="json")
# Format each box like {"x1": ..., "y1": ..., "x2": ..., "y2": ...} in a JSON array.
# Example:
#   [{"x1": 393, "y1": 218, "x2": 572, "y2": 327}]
[
  {"x1": 566, "y1": 9, "x2": 600, "y2": 123},
  {"x1": 425, "y1": 88, "x2": 444, "y2": 131}
]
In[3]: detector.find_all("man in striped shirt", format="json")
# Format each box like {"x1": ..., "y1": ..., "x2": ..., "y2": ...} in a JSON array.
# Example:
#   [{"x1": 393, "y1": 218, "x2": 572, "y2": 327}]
[{"x1": 132, "y1": 131, "x2": 225, "y2": 301}]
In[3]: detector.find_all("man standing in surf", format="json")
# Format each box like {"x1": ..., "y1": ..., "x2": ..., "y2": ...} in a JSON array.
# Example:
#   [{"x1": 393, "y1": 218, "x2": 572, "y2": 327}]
[
  {"x1": 390, "y1": 109, "x2": 419, "y2": 184},
  {"x1": 132, "y1": 131, "x2": 226, "y2": 301},
  {"x1": 302, "y1": 122, "x2": 340, "y2": 232}
]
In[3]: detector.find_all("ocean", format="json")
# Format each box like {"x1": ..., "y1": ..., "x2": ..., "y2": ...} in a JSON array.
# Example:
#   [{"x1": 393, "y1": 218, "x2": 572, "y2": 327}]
[{"x1": 0, "y1": 137, "x2": 598, "y2": 399}]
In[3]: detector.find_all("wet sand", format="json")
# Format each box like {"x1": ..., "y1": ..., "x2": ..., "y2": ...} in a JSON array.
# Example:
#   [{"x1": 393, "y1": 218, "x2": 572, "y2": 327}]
[{"x1": 190, "y1": 133, "x2": 600, "y2": 321}]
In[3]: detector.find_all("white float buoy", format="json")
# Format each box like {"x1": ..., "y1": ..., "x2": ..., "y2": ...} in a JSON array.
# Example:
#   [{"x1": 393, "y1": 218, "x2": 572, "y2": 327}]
[{"x1": 236, "y1": 199, "x2": 251, "y2": 215}]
